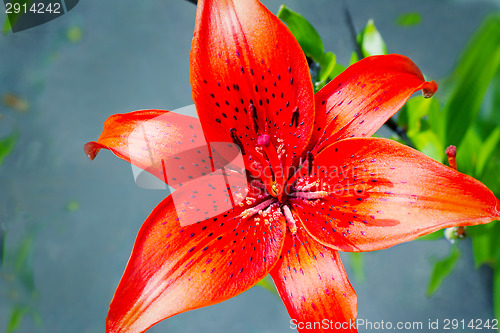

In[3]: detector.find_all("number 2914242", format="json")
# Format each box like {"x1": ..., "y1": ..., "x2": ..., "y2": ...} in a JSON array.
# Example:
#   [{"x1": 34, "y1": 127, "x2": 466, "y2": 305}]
[{"x1": 5, "y1": 2, "x2": 61, "y2": 14}]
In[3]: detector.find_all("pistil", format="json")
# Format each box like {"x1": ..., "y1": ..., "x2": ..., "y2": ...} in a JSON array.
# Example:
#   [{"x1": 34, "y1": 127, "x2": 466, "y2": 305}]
[{"x1": 257, "y1": 134, "x2": 285, "y2": 201}]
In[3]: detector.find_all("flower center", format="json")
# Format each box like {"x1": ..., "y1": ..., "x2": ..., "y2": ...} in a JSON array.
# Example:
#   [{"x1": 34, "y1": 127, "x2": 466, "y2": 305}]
[
  {"x1": 230, "y1": 104, "x2": 329, "y2": 234},
  {"x1": 241, "y1": 149, "x2": 330, "y2": 236}
]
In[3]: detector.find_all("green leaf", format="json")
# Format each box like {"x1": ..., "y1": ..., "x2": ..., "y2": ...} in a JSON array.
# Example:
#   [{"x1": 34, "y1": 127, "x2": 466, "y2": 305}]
[
  {"x1": 329, "y1": 63, "x2": 347, "y2": 80},
  {"x1": 397, "y1": 96, "x2": 446, "y2": 159},
  {"x1": 357, "y1": 19, "x2": 388, "y2": 57},
  {"x1": 65, "y1": 200, "x2": 80, "y2": 212},
  {"x1": 491, "y1": 71, "x2": 500, "y2": 126},
  {"x1": 471, "y1": 227, "x2": 494, "y2": 268},
  {"x1": 397, "y1": 104, "x2": 409, "y2": 129},
  {"x1": 404, "y1": 96, "x2": 440, "y2": 137},
  {"x1": 475, "y1": 126, "x2": 500, "y2": 177},
  {"x1": 2, "y1": 14, "x2": 12, "y2": 34},
  {"x1": 66, "y1": 26, "x2": 83, "y2": 43},
  {"x1": 411, "y1": 129, "x2": 445, "y2": 162},
  {"x1": 15, "y1": 236, "x2": 33, "y2": 273},
  {"x1": 314, "y1": 52, "x2": 336, "y2": 91},
  {"x1": 417, "y1": 229, "x2": 444, "y2": 241},
  {"x1": 318, "y1": 52, "x2": 336, "y2": 83},
  {"x1": 456, "y1": 125, "x2": 483, "y2": 176},
  {"x1": 443, "y1": 14, "x2": 500, "y2": 147},
  {"x1": 396, "y1": 12, "x2": 422, "y2": 27},
  {"x1": 13, "y1": 234, "x2": 36, "y2": 292},
  {"x1": 426, "y1": 245, "x2": 461, "y2": 296},
  {"x1": 349, "y1": 52, "x2": 359, "y2": 66},
  {"x1": 255, "y1": 275, "x2": 278, "y2": 296},
  {"x1": 0, "y1": 228, "x2": 5, "y2": 266},
  {"x1": 0, "y1": 130, "x2": 18, "y2": 166},
  {"x1": 277, "y1": 5, "x2": 324, "y2": 62},
  {"x1": 6, "y1": 306, "x2": 27, "y2": 333},
  {"x1": 388, "y1": 135, "x2": 406, "y2": 145},
  {"x1": 478, "y1": 149, "x2": 500, "y2": 194},
  {"x1": 468, "y1": 222, "x2": 500, "y2": 268},
  {"x1": 428, "y1": 97, "x2": 446, "y2": 144},
  {"x1": 2, "y1": 1, "x2": 34, "y2": 34},
  {"x1": 349, "y1": 252, "x2": 365, "y2": 283}
]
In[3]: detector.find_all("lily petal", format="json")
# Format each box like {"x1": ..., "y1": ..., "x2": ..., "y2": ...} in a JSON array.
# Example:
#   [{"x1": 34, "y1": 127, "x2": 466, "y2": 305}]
[
  {"x1": 271, "y1": 227, "x2": 357, "y2": 333},
  {"x1": 190, "y1": 0, "x2": 314, "y2": 170},
  {"x1": 310, "y1": 55, "x2": 437, "y2": 152},
  {"x1": 106, "y1": 178, "x2": 286, "y2": 333},
  {"x1": 84, "y1": 110, "x2": 223, "y2": 188},
  {"x1": 292, "y1": 138, "x2": 500, "y2": 252}
]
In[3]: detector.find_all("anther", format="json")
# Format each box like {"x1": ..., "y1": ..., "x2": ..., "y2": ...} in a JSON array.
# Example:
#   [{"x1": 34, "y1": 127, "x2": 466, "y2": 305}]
[
  {"x1": 249, "y1": 103, "x2": 259, "y2": 133},
  {"x1": 230, "y1": 128, "x2": 246, "y2": 155},
  {"x1": 291, "y1": 106, "x2": 299, "y2": 128},
  {"x1": 307, "y1": 151, "x2": 314, "y2": 176}
]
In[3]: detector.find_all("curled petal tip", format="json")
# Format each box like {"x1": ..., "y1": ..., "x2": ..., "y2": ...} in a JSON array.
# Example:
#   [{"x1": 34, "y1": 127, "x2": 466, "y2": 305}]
[
  {"x1": 84, "y1": 142, "x2": 99, "y2": 160},
  {"x1": 422, "y1": 80, "x2": 438, "y2": 98}
]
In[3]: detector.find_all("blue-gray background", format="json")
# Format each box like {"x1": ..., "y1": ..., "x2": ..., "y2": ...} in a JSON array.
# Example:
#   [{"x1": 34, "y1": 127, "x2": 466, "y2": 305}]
[{"x1": 0, "y1": 0, "x2": 498, "y2": 332}]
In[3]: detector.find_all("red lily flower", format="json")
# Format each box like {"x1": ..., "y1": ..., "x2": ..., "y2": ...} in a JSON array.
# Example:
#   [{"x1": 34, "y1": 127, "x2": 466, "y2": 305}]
[{"x1": 84, "y1": 0, "x2": 500, "y2": 332}]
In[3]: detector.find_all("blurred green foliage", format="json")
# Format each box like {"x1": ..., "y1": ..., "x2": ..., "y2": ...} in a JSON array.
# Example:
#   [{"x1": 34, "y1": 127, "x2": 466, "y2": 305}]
[
  {"x1": 1, "y1": 0, "x2": 34, "y2": 34},
  {"x1": 278, "y1": 5, "x2": 337, "y2": 91},
  {"x1": 426, "y1": 245, "x2": 461, "y2": 296},
  {"x1": 0, "y1": 130, "x2": 18, "y2": 166},
  {"x1": 396, "y1": 12, "x2": 422, "y2": 27},
  {"x1": 356, "y1": 19, "x2": 388, "y2": 58},
  {"x1": 401, "y1": 15, "x2": 500, "y2": 315},
  {"x1": 1, "y1": 232, "x2": 42, "y2": 333},
  {"x1": 278, "y1": 4, "x2": 500, "y2": 319}
]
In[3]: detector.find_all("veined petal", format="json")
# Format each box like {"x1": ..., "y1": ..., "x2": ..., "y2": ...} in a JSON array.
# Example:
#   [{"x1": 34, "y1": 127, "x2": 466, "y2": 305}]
[
  {"x1": 310, "y1": 55, "x2": 437, "y2": 152},
  {"x1": 190, "y1": 0, "x2": 315, "y2": 170},
  {"x1": 271, "y1": 227, "x2": 357, "y2": 333},
  {"x1": 106, "y1": 178, "x2": 286, "y2": 333},
  {"x1": 84, "y1": 110, "x2": 237, "y2": 189},
  {"x1": 292, "y1": 138, "x2": 500, "y2": 252}
]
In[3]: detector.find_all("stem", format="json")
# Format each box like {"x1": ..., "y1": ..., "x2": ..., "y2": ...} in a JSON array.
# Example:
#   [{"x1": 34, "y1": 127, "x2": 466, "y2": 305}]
[
  {"x1": 443, "y1": 146, "x2": 466, "y2": 240},
  {"x1": 342, "y1": 0, "x2": 363, "y2": 61},
  {"x1": 342, "y1": 0, "x2": 413, "y2": 147},
  {"x1": 385, "y1": 118, "x2": 414, "y2": 148}
]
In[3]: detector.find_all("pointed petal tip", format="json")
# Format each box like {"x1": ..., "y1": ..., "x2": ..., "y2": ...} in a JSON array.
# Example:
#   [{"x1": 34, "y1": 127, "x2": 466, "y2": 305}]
[
  {"x1": 422, "y1": 80, "x2": 438, "y2": 98},
  {"x1": 83, "y1": 141, "x2": 100, "y2": 160}
]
